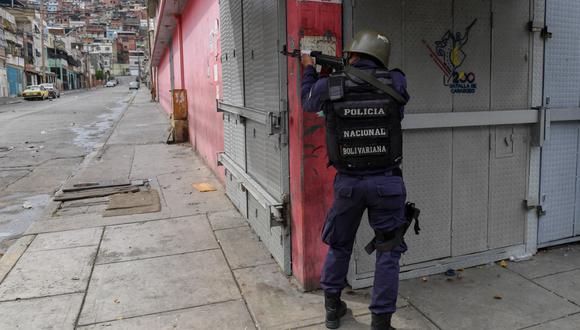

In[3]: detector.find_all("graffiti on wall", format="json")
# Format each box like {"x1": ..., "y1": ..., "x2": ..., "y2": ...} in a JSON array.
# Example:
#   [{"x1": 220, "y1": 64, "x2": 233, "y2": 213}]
[{"x1": 423, "y1": 19, "x2": 478, "y2": 94}]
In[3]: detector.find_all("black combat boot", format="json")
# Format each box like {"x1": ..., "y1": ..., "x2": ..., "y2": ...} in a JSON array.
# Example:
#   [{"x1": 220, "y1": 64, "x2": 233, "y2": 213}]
[
  {"x1": 324, "y1": 291, "x2": 347, "y2": 329},
  {"x1": 371, "y1": 313, "x2": 395, "y2": 330}
]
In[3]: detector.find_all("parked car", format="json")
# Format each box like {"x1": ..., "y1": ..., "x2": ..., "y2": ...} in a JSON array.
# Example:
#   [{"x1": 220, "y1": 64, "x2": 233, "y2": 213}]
[
  {"x1": 40, "y1": 83, "x2": 60, "y2": 98},
  {"x1": 129, "y1": 81, "x2": 140, "y2": 90},
  {"x1": 22, "y1": 85, "x2": 49, "y2": 100},
  {"x1": 106, "y1": 80, "x2": 117, "y2": 87}
]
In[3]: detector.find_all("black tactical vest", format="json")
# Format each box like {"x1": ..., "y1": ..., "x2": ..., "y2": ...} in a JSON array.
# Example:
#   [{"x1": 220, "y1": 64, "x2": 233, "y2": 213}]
[{"x1": 325, "y1": 68, "x2": 402, "y2": 171}]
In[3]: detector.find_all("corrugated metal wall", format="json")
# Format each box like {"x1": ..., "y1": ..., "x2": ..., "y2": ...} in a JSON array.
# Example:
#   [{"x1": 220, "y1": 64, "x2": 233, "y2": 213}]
[{"x1": 220, "y1": 0, "x2": 291, "y2": 273}]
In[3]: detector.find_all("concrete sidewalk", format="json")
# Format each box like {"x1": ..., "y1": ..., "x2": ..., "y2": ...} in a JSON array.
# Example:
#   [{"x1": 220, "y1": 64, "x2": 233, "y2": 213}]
[
  {"x1": 0, "y1": 96, "x2": 22, "y2": 106},
  {"x1": 0, "y1": 89, "x2": 579, "y2": 329}
]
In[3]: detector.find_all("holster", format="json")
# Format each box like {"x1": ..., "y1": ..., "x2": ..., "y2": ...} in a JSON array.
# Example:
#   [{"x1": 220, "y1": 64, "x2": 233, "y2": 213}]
[{"x1": 364, "y1": 202, "x2": 421, "y2": 255}]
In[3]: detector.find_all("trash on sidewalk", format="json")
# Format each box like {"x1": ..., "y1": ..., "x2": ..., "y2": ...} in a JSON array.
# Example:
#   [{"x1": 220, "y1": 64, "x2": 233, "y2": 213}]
[
  {"x1": 62, "y1": 180, "x2": 146, "y2": 193},
  {"x1": 54, "y1": 180, "x2": 148, "y2": 202},
  {"x1": 0, "y1": 146, "x2": 14, "y2": 152},
  {"x1": 192, "y1": 182, "x2": 217, "y2": 192},
  {"x1": 54, "y1": 185, "x2": 140, "y2": 201},
  {"x1": 22, "y1": 201, "x2": 33, "y2": 209},
  {"x1": 499, "y1": 260, "x2": 508, "y2": 268},
  {"x1": 103, "y1": 189, "x2": 161, "y2": 217},
  {"x1": 444, "y1": 269, "x2": 456, "y2": 277},
  {"x1": 493, "y1": 294, "x2": 503, "y2": 300}
]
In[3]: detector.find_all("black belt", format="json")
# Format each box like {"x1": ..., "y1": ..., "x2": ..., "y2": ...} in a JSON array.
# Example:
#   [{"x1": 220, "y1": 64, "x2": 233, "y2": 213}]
[{"x1": 341, "y1": 167, "x2": 402, "y2": 180}]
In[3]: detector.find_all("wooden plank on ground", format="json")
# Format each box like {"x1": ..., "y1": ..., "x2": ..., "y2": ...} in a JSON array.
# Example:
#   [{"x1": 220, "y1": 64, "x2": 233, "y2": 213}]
[
  {"x1": 54, "y1": 186, "x2": 140, "y2": 202},
  {"x1": 61, "y1": 180, "x2": 146, "y2": 193}
]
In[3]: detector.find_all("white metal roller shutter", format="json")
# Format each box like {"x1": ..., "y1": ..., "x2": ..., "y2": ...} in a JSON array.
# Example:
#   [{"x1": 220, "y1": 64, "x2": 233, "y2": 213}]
[
  {"x1": 220, "y1": 0, "x2": 248, "y2": 219},
  {"x1": 218, "y1": 0, "x2": 291, "y2": 274},
  {"x1": 538, "y1": 0, "x2": 580, "y2": 247}
]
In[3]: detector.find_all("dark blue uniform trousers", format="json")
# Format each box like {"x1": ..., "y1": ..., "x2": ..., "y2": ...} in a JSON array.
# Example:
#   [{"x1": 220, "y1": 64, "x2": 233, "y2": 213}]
[{"x1": 320, "y1": 172, "x2": 407, "y2": 315}]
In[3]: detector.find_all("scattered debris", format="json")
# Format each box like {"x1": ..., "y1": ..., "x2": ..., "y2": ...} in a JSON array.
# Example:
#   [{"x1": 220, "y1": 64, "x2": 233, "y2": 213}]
[
  {"x1": 40, "y1": 130, "x2": 47, "y2": 135},
  {"x1": 54, "y1": 185, "x2": 140, "y2": 201},
  {"x1": 22, "y1": 201, "x2": 33, "y2": 209},
  {"x1": 54, "y1": 180, "x2": 148, "y2": 202},
  {"x1": 62, "y1": 180, "x2": 145, "y2": 193},
  {"x1": 192, "y1": 182, "x2": 217, "y2": 192},
  {"x1": 493, "y1": 294, "x2": 503, "y2": 300},
  {"x1": 499, "y1": 260, "x2": 508, "y2": 268},
  {"x1": 444, "y1": 269, "x2": 456, "y2": 277},
  {"x1": 113, "y1": 298, "x2": 120, "y2": 304},
  {"x1": 71, "y1": 277, "x2": 80, "y2": 281},
  {"x1": 0, "y1": 146, "x2": 14, "y2": 152},
  {"x1": 421, "y1": 277, "x2": 428, "y2": 282}
]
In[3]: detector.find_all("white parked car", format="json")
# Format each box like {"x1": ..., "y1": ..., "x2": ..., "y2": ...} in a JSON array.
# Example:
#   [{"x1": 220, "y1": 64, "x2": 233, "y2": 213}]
[
  {"x1": 129, "y1": 81, "x2": 140, "y2": 90},
  {"x1": 105, "y1": 80, "x2": 116, "y2": 87},
  {"x1": 40, "y1": 83, "x2": 60, "y2": 98}
]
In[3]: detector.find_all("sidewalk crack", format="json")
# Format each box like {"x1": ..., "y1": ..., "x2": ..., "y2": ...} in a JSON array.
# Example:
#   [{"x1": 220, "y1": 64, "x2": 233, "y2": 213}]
[
  {"x1": 505, "y1": 267, "x2": 580, "y2": 308},
  {"x1": 206, "y1": 211, "x2": 259, "y2": 328},
  {"x1": 516, "y1": 311, "x2": 580, "y2": 330},
  {"x1": 74, "y1": 227, "x2": 105, "y2": 328},
  {"x1": 94, "y1": 247, "x2": 221, "y2": 266}
]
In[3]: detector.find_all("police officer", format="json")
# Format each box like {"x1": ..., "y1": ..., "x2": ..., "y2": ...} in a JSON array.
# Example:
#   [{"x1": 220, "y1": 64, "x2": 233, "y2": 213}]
[{"x1": 301, "y1": 30, "x2": 410, "y2": 330}]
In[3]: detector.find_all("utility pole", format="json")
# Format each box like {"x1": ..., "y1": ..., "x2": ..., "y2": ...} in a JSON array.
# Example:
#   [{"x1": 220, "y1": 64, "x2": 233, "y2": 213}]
[
  {"x1": 146, "y1": 14, "x2": 152, "y2": 89},
  {"x1": 40, "y1": 0, "x2": 46, "y2": 83}
]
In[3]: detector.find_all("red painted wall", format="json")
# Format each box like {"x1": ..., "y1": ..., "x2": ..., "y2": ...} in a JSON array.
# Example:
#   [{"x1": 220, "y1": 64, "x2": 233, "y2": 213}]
[
  {"x1": 287, "y1": 0, "x2": 342, "y2": 290},
  {"x1": 155, "y1": 0, "x2": 341, "y2": 289},
  {"x1": 180, "y1": 0, "x2": 224, "y2": 178},
  {"x1": 155, "y1": 0, "x2": 224, "y2": 181},
  {"x1": 158, "y1": 48, "x2": 172, "y2": 115}
]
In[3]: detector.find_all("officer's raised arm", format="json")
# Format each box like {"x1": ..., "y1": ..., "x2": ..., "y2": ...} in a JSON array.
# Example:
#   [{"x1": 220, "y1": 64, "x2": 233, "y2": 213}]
[{"x1": 301, "y1": 55, "x2": 329, "y2": 113}]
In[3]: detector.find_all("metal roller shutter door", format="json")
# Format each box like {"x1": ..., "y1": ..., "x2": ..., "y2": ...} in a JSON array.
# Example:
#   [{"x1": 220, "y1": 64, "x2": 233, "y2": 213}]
[
  {"x1": 346, "y1": 0, "x2": 532, "y2": 288},
  {"x1": 538, "y1": 0, "x2": 580, "y2": 247},
  {"x1": 219, "y1": 0, "x2": 290, "y2": 274}
]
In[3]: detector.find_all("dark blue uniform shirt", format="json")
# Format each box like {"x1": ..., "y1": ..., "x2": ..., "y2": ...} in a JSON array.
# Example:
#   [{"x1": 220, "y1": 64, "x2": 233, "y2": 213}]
[{"x1": 301, "y1": 58, "x2": 410, "y2": 175}]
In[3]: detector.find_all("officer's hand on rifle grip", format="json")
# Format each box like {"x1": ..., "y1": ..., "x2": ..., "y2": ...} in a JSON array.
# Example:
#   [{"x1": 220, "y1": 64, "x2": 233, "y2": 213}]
[{"x1": 301, "y1": 54, "x2": 315, "y2": 67}]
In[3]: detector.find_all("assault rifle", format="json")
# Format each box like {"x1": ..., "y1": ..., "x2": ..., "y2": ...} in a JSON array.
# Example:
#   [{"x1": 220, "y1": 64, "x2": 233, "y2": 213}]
[
  {"x1": 281, "y1": 45, "x2": 408, "y2": 104},
  {"x1": 281, "y1": 45, "x2": 345, "y2": 71}
]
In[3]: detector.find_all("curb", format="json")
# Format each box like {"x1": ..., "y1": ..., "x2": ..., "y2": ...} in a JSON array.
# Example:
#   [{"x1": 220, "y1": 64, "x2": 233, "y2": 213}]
[
  {"x1": 26, "y1": 91, "x2": 139, "y2": 228},
  {"x1": 0, "y1": 235, "x2": 35, "y2": 284},
  {"x1": 0, "y1": 100, "x2": 22, "y2": 106}
]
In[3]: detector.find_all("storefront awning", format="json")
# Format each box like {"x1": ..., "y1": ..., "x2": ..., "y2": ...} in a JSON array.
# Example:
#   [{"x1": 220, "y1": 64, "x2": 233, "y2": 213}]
[{"x1": 150, "y1": 0, "x2": 189, "y2": 66}]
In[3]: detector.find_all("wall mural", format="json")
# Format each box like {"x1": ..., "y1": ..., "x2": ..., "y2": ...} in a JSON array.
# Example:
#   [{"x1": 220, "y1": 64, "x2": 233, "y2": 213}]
[{"x1": 423, "y1": 18, "x2": 478, "y2": 94}]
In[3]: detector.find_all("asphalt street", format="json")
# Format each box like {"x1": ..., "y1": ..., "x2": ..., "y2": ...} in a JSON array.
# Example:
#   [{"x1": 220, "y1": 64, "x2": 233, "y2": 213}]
[{"x1": 0, "y1": 78, "x2": 137, "y2": 253}]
